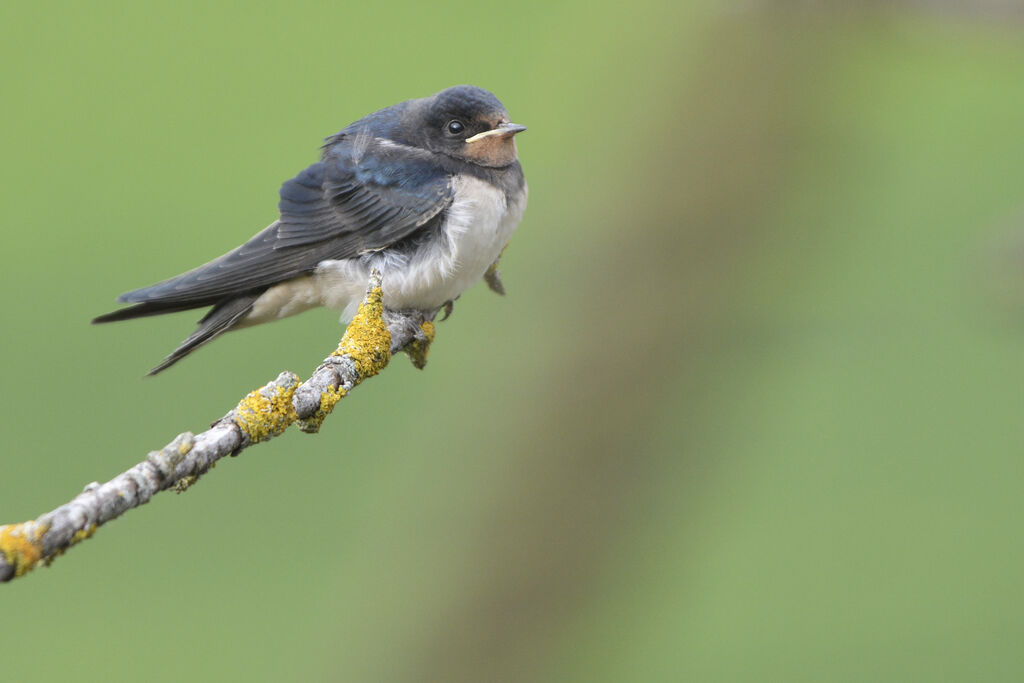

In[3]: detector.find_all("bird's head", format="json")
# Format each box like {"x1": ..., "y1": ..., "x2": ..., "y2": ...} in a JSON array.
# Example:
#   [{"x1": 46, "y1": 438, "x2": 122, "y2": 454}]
[{"x1": 406, "y1": 85, "x2": 526, "y2": 168}]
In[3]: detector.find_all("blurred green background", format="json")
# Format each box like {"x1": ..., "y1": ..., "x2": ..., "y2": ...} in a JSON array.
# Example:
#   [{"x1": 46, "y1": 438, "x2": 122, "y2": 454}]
[{"x1": 4, "y1": 1, "x2": 1024, "y2": 680}]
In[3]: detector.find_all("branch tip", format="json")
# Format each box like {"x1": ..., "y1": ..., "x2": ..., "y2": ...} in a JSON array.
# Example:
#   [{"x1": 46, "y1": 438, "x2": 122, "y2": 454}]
[{"x1": 404, "y1": 320, "x2": 436, "y2": 370}]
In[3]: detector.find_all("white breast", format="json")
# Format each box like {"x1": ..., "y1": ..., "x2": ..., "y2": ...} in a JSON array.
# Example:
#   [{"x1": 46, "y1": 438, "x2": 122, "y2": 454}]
[{"x1": 313, "y1": 174, "x2": 527, "y2": 320}]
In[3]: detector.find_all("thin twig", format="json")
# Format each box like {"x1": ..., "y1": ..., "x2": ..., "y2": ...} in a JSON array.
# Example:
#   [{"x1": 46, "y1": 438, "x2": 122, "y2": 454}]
[{"x1": 0, "y1": 271, "x2": 436, "y2": 582}]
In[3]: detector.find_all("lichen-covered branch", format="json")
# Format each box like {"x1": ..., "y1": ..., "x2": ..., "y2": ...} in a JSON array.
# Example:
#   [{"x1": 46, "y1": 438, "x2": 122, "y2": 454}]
[{"x1": 0, "y1": 271, "x2": 437, "y2": 583}]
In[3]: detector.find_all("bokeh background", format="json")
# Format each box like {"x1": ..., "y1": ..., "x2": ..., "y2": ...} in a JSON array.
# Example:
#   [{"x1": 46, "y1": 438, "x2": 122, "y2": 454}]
[{"x1": 4, "y1": 1, "x2": 1024, "y2": 680}]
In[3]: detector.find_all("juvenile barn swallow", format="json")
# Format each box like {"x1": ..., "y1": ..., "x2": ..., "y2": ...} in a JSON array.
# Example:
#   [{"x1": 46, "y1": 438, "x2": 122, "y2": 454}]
[{"x1": 94, "y1": 85, "x2": 527, "y2": 374}]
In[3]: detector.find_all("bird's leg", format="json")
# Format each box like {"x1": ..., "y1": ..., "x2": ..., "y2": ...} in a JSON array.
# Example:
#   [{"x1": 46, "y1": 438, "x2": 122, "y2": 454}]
[{"x1": 484, "y1": 258, "x2": 506, "y2": 296}]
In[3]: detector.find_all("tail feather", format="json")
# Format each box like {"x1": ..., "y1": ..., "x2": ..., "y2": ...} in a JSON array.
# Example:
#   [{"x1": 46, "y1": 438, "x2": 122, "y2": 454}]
[
  {"x1": 92, "y1": 301, "x2": 204, "y2": 324},
  {"x1": 146, "y1": 294, "x2": 260, "y2": 375}
]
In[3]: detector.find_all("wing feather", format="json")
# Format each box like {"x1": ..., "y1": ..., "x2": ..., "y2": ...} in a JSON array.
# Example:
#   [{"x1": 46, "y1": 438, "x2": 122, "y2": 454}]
[{"x1": 117, "y1": 136, "x2": 453, "y2": 307}]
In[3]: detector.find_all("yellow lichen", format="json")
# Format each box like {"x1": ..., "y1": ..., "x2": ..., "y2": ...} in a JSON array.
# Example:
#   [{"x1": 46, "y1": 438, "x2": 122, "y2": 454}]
[
  {"x1": 404, "y1": 320, "x2": 436, "y2": 370},
  {"x1": 41, "y1": 522, "x2": 96, "y2": 567},
  {"x1": 70, "y1": 524, "x2": 97, "y2": 546},
  {"x1": 178, "y1": 440, "x2": 192, "y2": 456},
  {"x1": 0, "y1": 522, "x2": 44, "y2": 577},
  {"x1": 173, "y1": 461, "x2": 215, "y2": 493},
  {"x1": 173, "y1": 475, "x2": 199, "y2": 493},
  {"x1": 234, "y1": 383, "x2": 298, "y2": 444},
  {"x1": 297, "y1": 385, "x2": 348, "y2": 433},
  {"x1": 333, "y1": 284, "x2": 391, "y2": 381}
]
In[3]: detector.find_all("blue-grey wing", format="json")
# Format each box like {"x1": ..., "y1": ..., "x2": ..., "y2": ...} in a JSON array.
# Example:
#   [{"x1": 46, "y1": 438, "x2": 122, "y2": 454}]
[{"x1": 118, "y1": 138, "x2": 452, "y2": 306}]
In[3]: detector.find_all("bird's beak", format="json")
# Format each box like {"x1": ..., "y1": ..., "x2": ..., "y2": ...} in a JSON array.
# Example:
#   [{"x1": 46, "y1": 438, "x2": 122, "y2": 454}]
[{"x1": 465, "y1": 122, "x2": 528, "y2": 144}]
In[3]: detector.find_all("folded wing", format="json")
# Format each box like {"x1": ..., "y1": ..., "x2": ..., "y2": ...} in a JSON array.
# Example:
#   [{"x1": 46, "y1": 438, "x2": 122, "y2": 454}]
[{"x1": 110, "y1": 136, "x2": 452, "y2": 309}]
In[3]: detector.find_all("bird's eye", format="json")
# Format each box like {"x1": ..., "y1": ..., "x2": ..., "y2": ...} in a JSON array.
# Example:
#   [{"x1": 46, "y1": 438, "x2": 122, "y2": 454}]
[{"x1": 446, "y1": 120, "x2": 465, "y2": 135}]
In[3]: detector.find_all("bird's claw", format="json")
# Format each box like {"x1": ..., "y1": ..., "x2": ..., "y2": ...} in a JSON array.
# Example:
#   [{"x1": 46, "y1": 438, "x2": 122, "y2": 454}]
[{"x1": 484, "y1": 263, "x2": 506, "y2": 296}]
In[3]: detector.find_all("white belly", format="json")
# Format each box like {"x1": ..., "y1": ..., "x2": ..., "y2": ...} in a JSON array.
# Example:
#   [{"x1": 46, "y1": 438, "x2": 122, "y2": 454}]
[{"x1": 244, "y1": 174, "x2": 526, "y2": 325}]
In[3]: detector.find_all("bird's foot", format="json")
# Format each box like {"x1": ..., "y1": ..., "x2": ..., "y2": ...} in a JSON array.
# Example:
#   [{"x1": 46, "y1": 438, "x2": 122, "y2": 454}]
[
  {"x1": 384, "y1": 308, "x2": 438, "y2": 370},
  {"x1": 484, "y1": 263, "x2": 506, "y2": 296},
  {"x1": 440, "y1": 298, "x2": 456, "y2": 321}
]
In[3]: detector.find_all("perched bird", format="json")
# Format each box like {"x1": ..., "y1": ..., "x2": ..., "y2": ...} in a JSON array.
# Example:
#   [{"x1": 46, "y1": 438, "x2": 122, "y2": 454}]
[{"x1": 94, "y1": 85, "x2": 528, "y2": 374}]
